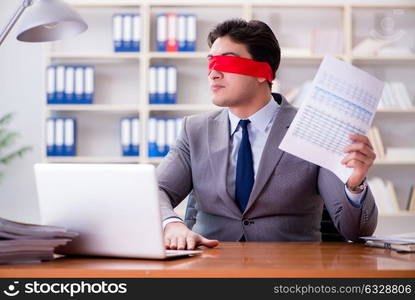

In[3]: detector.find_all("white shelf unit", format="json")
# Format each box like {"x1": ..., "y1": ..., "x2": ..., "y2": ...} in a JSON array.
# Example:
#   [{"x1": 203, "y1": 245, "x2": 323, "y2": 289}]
[
  {"x1": 375, "y1": 160, "x2": 415, "y2": 166},
  {"x1": 46, "y1": 104, "x2": 140, "y2": 112},
  {"x1": 45, "y1": 156, "x2": 140, "y2": 163},
  {"x1": 352, "y1": 56, "x2": 415, "y2": 62},
  {"x1": 49, "y1": 53, "x2": 142, "y2": 59},
  {"x1": 42, "y1": 1, "x2": 415, "y2": 219}
]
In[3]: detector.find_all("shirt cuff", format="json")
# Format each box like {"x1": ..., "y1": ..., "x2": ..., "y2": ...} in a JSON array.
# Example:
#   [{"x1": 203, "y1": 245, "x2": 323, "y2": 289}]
[
  {"x1": 162, "y1": 217, "x2": 184, "y2": 230},
  {"x1": 344, "y1": 184, "x2": 367, "y2": 208}
]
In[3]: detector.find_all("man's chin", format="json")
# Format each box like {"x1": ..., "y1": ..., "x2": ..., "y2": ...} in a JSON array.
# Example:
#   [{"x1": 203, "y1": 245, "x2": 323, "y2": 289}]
[{"x1": 212, "y1": 97, "x2": 228, "y2": 107}]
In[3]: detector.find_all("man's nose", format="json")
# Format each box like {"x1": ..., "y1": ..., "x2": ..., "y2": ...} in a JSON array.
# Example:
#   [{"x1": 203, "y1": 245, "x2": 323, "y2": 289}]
[{"x1": 209, "y1": 69, "x2": 223, "y2": 80}]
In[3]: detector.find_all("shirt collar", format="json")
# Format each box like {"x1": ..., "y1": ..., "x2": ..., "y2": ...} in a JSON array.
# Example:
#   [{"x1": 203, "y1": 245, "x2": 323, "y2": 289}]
[{"x1": 228, "y1": 96, "x2": 279, "y2": 136}]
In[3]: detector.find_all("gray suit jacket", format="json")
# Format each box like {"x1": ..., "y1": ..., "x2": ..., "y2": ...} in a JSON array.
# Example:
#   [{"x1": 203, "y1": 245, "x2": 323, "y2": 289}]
[{"x1": 157, "y1": 94, "x2": 378, "y2": 242}]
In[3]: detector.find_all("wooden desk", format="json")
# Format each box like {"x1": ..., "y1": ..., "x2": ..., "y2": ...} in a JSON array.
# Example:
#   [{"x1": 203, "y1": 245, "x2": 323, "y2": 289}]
[{"x1": 1, "y1": 242, "x2": 415, "y2": 278}]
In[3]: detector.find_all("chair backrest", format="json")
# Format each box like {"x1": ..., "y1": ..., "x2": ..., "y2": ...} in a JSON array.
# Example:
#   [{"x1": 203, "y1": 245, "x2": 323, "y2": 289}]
[
  {"x1": 320, "y1": 205, "x2": 346, "y2": 241},
  {"x1": 184, "y1": 192, "x2": 345, "y2": 242}
]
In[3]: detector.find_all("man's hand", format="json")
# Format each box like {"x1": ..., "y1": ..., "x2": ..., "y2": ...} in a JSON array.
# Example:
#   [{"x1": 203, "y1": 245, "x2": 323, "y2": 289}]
[
  {"x1": 342, "y1": 134, "x2": 376, "y2": 191},
  {"x1": 164, "y1": 222, "x2": 219, "y2": 250}
]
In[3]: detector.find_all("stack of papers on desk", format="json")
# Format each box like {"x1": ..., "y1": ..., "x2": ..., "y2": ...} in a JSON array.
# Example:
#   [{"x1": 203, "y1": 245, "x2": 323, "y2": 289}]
[
  {"x1": 0, "y1": 217, "x2": 77, "y2": 264},
  {"x1": 361, "y1": 232, "x2": 415, "y2": 253}
]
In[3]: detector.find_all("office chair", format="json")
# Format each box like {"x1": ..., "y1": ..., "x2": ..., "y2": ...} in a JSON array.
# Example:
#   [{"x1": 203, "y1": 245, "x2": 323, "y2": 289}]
[{"x1": 183, "y1": 192, "x2": 346, "y2": 242}]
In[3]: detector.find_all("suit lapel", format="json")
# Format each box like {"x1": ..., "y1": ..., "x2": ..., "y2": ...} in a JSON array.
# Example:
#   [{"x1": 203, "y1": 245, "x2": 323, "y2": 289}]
[
  {"x1": 244, "y1": 96, "x2": 298, "y2": 214},
  {"x1": 207, "y1": 109, "x2": 241, "y2": 216}
]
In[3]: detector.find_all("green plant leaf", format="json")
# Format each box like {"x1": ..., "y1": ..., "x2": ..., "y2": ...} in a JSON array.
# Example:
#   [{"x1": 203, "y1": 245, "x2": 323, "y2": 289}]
[
  {"x1": 0, "y1": 113, "x2": 31, "y2": 185},
  {"x1": 0, "y1": 132, "x2": 20, "y2": 153},
  {"x1": 0, "y1": 113, "x2": 13, "y2": 127},
  {"x1": 0, "y1": 146, "x2": 32, "y2": 165}
]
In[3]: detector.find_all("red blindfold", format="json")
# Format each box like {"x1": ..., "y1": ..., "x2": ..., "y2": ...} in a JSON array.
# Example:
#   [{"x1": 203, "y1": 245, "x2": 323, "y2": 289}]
[{"x1": 208, "y1": 55, "x2": 273, "y2": 83}]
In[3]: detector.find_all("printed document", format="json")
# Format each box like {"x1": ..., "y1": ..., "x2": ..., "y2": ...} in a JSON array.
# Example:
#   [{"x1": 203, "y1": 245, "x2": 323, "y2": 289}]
[{"x1": 279, "y1": 56, "x2": 384, "y2": 182}]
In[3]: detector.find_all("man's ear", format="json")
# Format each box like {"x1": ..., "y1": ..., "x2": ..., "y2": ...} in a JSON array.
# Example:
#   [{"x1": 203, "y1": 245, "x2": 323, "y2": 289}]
[{"x1": 256, "y1": 77, "x2": 267, "y2": 84}]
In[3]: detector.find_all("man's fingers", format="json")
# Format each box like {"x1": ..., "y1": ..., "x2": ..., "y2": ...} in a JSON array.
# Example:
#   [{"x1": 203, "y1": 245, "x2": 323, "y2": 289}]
[
  {"x1": 343, "y1": 143, "x2": 375, "y2": 158},
  {"x1": 169, "y1": 237, "x2": 178, "y2": 250},
  {"x1": 186, "y1": 236, "x2": 196, "y2": 250},
  {"x1": 164, "y1": 237, "x2": 171, "y2": 249},
  {"x1": 345, "y1": 135, "x2": 374, "y2": 154},
  {"x1": 163, "y1": 222, "x2": 218, "y2": 250},
  {"x1": 345, "y1": 159, "x2": 365, "y2": 169},
  {"x1": 198, "y1": 236, "x2": 220, "y2": 248},
  {"x1": 177, "y1": 237, "x2": 186, "y2": 250},
  {"x1": 341, "y1": 152, "x2": 371, "y2": 166},
  {"x1": 348, "y1": 135, "x2": 373, "y2": 149}
]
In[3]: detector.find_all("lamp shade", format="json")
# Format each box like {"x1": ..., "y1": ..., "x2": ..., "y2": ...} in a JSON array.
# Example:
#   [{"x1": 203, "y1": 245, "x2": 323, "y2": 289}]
[{"x1": 16, "y1": 0, "x2": 87, "y2": 42}]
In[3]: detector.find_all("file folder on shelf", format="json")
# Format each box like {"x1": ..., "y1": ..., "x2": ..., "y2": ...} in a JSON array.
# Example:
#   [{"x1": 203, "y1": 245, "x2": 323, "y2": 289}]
[
  {"x1": 120, "y1": 117, "x2": 139, "y2": 156},
  {"x1": 47, "y1": 66, "x2": 56, "y2": 104},
  {"x1": 166, "y1": 66, "x2": 177, "y2": 104},
  {"x1": 148, "y1": 117, "x2": 183, "y2": 157},
  {"x1": 149, "y1": 65, "x2": 177, "y2": 104},
  {"x1": 113, "y1": 13, "x2": 141, "y2": 52},
  {"x1": 121, "y1": 118, "x2": 132, "y2": 156},
  {"x1": 156, "y1": 65, "x2": 167, "y2": 104},
  {"x1": 123, "y1": 14, "x2": 133, "y2": 51},
  {"x1": 149, "y1": 66, "x2": 157, "y2": 104},
  {"x1": 166, "y1": 119, "x2": 176, "y2": 151},
  {"x1": 177, "y1": 14, "x2": 187, "y2": 52},
  {"x1": 46, "y1": 118, "x2": 55, "y2": 156},
  {"x1": 132, "y1": 14, "x2": 141, "y2": 52},
  {"x1": 74, "y1": 66, "x2": 84, "y2": 104},
  {"x1": 47, "y1": 65, "x2": 94, "y2": 105},
  {"x1": 55, "y1": 66, "x2": 65, "y2": 104},
  {"x1": 63, "y1": 118, "x2": 76, "y2": 156},
  {"x1": 55, "y1": 118, "x2": 64, "y2": 156},
  {"x1": 156, "y1": 118, "x2": 168, "y2": 157},
  {"x1": 46, "y1": 117, "x2": 77, "y2": 157},
  {"x1": 156, "y1": 13, "x2": 197, "y2": 52},
  {"x1": 113, "y1": 14, "x2": 123, "y2": 52},
  {"x1": 186, "y1": 14, "x2": 197, "y2": 51},
  {"x1": 148, "y1": 118, "x2": 158, "y2": 157},
  {"x1": 64, "y1": 66, "x2": 75, "y2": 104},
  {"x1": 166, "y1": 13, "x2": 178, "y2": 52},
  {"x1": 156, "y1": 14, "x2": 167, "y2": 52},
  {"x1": 131, "y1": 117, "x2": 140, "y2": 156},
  {"x1": 84, "y1": 66, "x2": 94, "y2": 104}
]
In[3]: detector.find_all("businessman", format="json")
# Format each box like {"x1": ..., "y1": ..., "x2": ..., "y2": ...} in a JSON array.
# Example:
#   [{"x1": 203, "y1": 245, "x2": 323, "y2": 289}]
[{"x1": 157, "y1": 19, "x2": 378, "y2": 250}]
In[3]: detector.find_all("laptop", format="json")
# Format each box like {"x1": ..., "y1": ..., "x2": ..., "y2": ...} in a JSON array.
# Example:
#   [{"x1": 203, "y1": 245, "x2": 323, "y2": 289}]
[{"x1": 34, "y1": 163, "x2": 201, "y2": 259}]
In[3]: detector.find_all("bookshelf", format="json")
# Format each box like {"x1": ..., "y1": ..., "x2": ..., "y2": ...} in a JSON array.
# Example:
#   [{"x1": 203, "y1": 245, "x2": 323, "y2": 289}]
[
  {"x1": 42, "y1": 0, "x2": 415, "y2": 223},
  {"x1": 45, "y1": 156, "x2": 140, "y2": 163},
  {"x1": 46, "y1": 104, "x2": 140, "y2": 112},
  {"x1": 352, "y1": 56, "x2": 415, "y2": 62},
  {"x1": 377, "y1": 108, "x2": 415, "y2": 113},
  {"x1": 148, "y1": 51, "x2": 209, "y2": 58},
  {"x1": 49, "y1": 53, "x2": 142, "y2": 59},
  {"x1": 375, "y1": 160, "x2": 415, "y2": 166}
]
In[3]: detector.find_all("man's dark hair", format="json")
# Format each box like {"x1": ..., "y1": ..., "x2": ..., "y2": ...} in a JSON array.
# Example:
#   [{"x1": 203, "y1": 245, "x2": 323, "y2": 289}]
[{"x1": 208, "y1": 19, "x2": 281, "y2": 88}]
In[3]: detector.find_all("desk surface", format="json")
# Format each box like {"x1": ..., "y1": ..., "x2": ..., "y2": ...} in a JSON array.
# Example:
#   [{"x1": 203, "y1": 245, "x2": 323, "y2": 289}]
[{"x1": 1, "y1": 242, "x2": 415, "y2": 278}]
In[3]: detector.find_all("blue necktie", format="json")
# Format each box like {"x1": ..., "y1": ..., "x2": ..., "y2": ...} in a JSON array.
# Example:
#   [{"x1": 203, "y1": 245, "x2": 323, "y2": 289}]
[{"x1": 235, "y1": 119, "x2": 254, "y2": 212}]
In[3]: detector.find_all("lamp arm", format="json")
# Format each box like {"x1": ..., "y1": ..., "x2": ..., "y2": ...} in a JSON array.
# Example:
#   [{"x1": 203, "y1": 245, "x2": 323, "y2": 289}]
[{"x1": 0, "y1": 0, "x2": 34, "y2": 47}]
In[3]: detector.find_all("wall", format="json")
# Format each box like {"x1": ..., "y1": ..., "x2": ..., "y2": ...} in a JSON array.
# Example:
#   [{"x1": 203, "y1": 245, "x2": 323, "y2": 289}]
[{"x1": 0, "y1": 0, "x2": 44, "y2": 223}]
